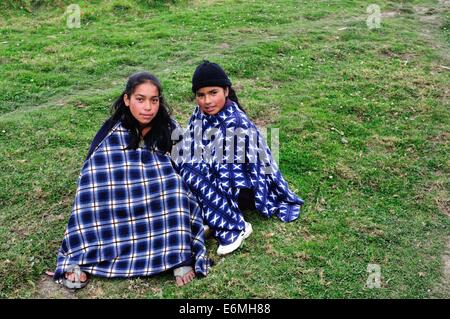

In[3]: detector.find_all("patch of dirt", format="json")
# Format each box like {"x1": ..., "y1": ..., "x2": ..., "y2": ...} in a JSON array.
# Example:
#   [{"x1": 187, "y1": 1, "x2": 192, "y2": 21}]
[
  {"x1": 218, "y1": 43, "x2": 230, "y2": 50},
  {"x1": 442, "y1": 237, "x2": 450, "y2": 290},
  {"x1": 264, "y1": 243, "x2": 280, "y2": 257},
  {"x1": 11, "y1": 226, "x2": 31, "y2": 239},
  {"x1": 42, "y1": 212, "x2": 67, "y2": 223},
  {"x1": 379, "y1": 47, "x2": 416, "y2": 61},
  {"x1": 347, "y1": 220, "x2": 386, "y2": 238},
  {"x1": 413, "y1": 2, "x2": 450, "y2": 62},
  {"x1": 236, "y1": 27, "x2": 255, "y2": 34},
  {"x1": 431, "y1": 236, "x2": 450, "y2": 298},
  {"x1": 419, "y1": 171, "x2": 449, "y2": 218},
  {"x1": 414, "y1": 6, "x2": 431, "y2": 16},
  {"x1": 435, "y1": 192, "x2": 450, "y2": 217},
  {"x1": 429, "y1": 131, "x2": 449, "y2": 144},
  {"x1": 0, "y1": 56, "x2": 12, "y2": 65},
  {"x1": 426, "y1": 163, "x2": 450, "y2": 298},
  {"x1": 381, "y1": 11, "x2": 399, "y2": 18},
  {"x1": 366, "y1": 135, "x2": 400, "y2": 153},
  {"x1": 253, "y1": 116, "x2": 277, "y2": 128},
  {"x1": 35, "y1": 274, "x2": 77, "y2": 299},
  {"x1": 334, "y1": 163, "x2": 359, "y2": 181}
]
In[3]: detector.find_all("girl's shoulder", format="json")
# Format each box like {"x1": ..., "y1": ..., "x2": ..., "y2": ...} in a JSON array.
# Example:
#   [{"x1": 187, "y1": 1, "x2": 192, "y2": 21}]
[
  {"x1": 169, "y1": 117, "x2": 184, "y2": 132},
  {"x1": 225, "y1": 106, "x2": 256, "y2": 131},
  {"x1": 85, "y1": 118, "x2": 119, "y2": 161},
  {"x1": 169, "y1": 116, "x2": 179, "y2": 126}
]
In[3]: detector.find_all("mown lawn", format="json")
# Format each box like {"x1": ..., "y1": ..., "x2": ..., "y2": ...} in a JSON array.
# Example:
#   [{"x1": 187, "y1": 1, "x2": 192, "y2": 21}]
[{"x1": 0, "y1": 0, "x2": 449, "y2": 298}]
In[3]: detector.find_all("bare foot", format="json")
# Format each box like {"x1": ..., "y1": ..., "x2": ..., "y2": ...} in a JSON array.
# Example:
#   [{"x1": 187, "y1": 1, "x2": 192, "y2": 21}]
[
  {"x1": 64, "y1": 271, "x2": 88, "y2": 283},
  {"x1": 45, "y1": 270, "x2": 88, "y2": 283},
  {"x1": 175, "y1": 269, "x2": 196, "y2": 287}
]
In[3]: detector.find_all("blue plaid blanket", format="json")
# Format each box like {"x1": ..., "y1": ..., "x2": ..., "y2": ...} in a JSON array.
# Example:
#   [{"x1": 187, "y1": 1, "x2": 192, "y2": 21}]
[
  {"x1": 174, "y1": 100, "x2": 304, "y2": 245},
  {"x1": 53, "y1": 121, "x2": 208, "y2": 280}
]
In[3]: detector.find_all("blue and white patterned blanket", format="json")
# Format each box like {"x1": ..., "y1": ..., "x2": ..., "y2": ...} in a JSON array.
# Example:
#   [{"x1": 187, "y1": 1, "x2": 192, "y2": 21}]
[
  {"x1": 54, "y1": 121, "x2": 208, "y2": 280},
  {"x1": 174, "y1": 99, "x2": 304, "y2": 245}
]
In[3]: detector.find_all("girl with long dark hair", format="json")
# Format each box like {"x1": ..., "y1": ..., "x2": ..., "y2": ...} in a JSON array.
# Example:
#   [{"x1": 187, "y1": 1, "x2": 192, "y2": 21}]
[{"x1": 48, "y1": 71, "x2": 209, "y2": 289}]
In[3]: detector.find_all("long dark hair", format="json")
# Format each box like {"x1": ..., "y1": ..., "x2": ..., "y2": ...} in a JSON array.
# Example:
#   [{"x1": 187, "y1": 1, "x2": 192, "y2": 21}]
[
  {"x1": 110, "y1": 71, "x2": 174, "y2": 153},
  {"x1": 223, "y1": 86, "x2": 246, "y2": 113}
]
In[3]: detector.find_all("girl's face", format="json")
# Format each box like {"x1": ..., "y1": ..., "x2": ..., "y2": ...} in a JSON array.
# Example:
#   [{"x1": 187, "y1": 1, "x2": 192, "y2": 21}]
[
  {"x1": 196, "y1": 86, "x2": 228, "y2": 116},
  {"x1": 124, "y1": 82, "x2": 160, "y2": 127}
]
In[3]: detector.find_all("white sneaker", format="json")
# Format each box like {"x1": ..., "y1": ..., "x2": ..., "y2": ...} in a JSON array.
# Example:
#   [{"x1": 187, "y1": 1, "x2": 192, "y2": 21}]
[{"x1": 217, "y1": 222, "x2": 253, "y2": 256}]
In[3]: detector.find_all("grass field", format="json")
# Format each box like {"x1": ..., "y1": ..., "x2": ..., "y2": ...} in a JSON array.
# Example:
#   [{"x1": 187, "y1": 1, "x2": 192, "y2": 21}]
[{"x1": 0, "y1": 0, "x2": 449, "y2": 298}]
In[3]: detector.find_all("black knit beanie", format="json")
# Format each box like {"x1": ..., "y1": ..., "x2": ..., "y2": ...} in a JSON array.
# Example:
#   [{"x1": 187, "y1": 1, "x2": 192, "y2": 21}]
[{"x1": 191, "y1": 60, "x2": 232, "y2": 93}]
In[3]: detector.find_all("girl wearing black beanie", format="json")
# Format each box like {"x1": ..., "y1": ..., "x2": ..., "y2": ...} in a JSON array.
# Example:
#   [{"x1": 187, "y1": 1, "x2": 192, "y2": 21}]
[
  {"x1": 176, "y1": 61, "x2": 304, "y2": 256},
  {"x1": 191, "y1": 60, "x2": 243, "y2": 114}
]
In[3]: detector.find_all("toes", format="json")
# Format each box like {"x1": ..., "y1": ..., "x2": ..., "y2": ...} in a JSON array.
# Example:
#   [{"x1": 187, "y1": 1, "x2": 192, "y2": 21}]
[
  {"x1": 182, "y1": 273, "x2": 189, "y2": 285},
  {"x1": 184, "y1": 271, "x2": 195, "y2": 284},
  {"x1": 175, "y1": 270, "x2": 196, "y2": 286},
  {"x1": 176, "y1": 276, "x2": 184, "y2": 287},
  {"x1": 64, "y1": 270, "x2": 88, "y2": 284}
]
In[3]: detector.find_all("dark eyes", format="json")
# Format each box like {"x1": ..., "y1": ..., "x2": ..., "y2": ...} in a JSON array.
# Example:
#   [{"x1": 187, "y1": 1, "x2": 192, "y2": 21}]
[
  {"x1": 197, "y1": 91, "x2": 217, "y2": 97},
  {"x1": 136, "y1": 97, "x2": 159, "y2": 103}
]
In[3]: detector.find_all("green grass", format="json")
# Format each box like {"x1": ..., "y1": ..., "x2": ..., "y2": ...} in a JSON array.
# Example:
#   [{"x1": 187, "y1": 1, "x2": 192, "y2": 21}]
[{"x1": 0, "y1": 0, "x2": 449, "y2": 298}]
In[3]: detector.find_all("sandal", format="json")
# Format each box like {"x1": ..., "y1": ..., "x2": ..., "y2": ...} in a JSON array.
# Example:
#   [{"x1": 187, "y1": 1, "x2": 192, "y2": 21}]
[
  {"x1": 174, "y1": 266, "x2": 194, "y2": 286},
  {"x1": 55, "y1": 265, "x2": 90, "y2": 290}
]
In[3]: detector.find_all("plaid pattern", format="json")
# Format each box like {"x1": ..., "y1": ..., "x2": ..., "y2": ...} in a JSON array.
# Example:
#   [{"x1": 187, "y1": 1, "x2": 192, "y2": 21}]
[
  {"x1": 53, "y1": 122, "x2": 208, "y2": 280},
  {"x1": 177, "y1": 100, "x2": 304, "y2": 245}
]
